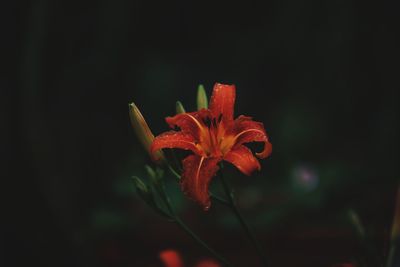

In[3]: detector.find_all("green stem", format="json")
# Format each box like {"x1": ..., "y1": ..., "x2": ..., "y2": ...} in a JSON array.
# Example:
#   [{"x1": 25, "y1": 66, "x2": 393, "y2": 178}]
[
  {"x1": 219, "y1": 167, "x2": 269, "y2": 267},
  {"x1": 166, "y1": 149, "x2": 182, "y2": 173},
  {"x1": 385, "y1": 244, "x2": 395, "y2": 267},
  {"x1": 158, "y1": 178, "x2": 232, "y2": 267},
  {"x1": 166, "y1": 163, "x2": 180, "y2": 180},
  {"x1": 174, "y1": 218, "x2": 232, "y2": 267}
]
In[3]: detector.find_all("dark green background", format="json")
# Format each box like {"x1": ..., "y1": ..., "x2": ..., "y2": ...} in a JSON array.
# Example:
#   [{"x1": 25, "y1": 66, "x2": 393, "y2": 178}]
[{"x1": 3, "y1": 1, "x2": 398, "y2": 266}]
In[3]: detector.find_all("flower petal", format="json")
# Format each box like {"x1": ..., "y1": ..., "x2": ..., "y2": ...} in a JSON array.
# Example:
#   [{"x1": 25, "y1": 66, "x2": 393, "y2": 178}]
[
  {"x1": 209, "y1": 83, "x2": 236, "y2": 123},
  {"x1": 150, "y1": 131, "x2": 202, "y2": 158},
  {"x1": 165, "y1": 110, "x2": 210, "y2": 140},
  {"x1": 159, "y1": 249, "x2": 183, "y2": 267},
  {"x1": 231, "y1": 115, "x2": 272, "y2": 159},
  {"x1": 181, "y1": 155, "x2": 221, "y2": 210},
  {"x1": 224, "y1": 145, "x2": 261, "y2": 176}
]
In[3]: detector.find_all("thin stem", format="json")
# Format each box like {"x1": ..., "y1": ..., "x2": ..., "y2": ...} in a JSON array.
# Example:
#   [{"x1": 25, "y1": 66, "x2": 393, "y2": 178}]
[
  {"x1": 386, "y1": 243, "x2": 395, "y2": 267},
  {"x1": 158, "y1": 177, "x2": 232, "y2": 267},
  {"x1": 165, "y1": 149, "x2": 182, "y2": 173},
  {"x1": 166, "y1": 163, "x2": 181, "y2": 180},
  {"x1": 386, "y1": 185, "x2": 400, "y2": 267},
  {"x1": 210, "y1": 192, "x2": 230, "y2": 205},
  {"x1": 219, "y1": 168, "x2": 269, "y2": 267},
  {"x1": 174, "y1": 218, "x2": 232, "y2": 267}
]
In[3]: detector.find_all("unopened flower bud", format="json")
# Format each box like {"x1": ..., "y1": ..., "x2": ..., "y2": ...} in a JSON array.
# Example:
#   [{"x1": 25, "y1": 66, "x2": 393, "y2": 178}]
[
  {"x1": 132, "y1": 176, "x2": 170, "y2": 218},
  {"x1": 129, "y1": 102, "x2": 164, "y2": 162},
  {"x1": 197, "y1": 84, "x2": 208, "y2": 110},
  {"x1": 132, "y1": 176, "x2": 149, "y2": 198},
  {"x1": 145, "y1": 165, "x2": 164, "y2": 185},
  {"x1": 175, "y1": 101, "x2": 186, "y2": 114}
]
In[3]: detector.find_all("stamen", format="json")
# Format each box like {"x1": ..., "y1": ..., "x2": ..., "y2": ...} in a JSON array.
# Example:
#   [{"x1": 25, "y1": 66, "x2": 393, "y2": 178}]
[
  {"x1": 195, "y1": 157, "x2": 205, "y2": 194},
  {"x1": 212, "y1": 118, "x2": 217, "y2": 127},
  {"x1": 185, "y1": 114, "x2": 205, "y2": 131},
  {"x1": 203, "y1": 117, "x2": 211, "y2": 128},
  {"x1": 218, "y1": 114, "x2": 223, "y2": 123},
  {"x1": 233, "y1": 129, "x2": 265, "y2": 143}
]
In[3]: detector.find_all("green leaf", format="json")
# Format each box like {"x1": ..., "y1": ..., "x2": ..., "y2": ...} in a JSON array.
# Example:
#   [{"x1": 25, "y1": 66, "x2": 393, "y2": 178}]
[{"x1": 197, "y1": 84, "x2": 208, "y2": 110}]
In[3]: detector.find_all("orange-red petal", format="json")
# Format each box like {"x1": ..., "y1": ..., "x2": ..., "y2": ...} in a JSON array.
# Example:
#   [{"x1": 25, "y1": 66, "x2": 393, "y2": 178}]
[
  {"x1": 224, "y1": 145, "x2": 261, "y2": 176},
  {"x1": 181, "y1": 155, "x2": 221, "y2": 210},
  {"x1": 256, "y1": 141, "x2": 272, "y2": 158},
  {"x1": 150, "y1": 131, "x2": 202, "y2": 158},
  {"x1": 209, "y1": 83, "x2": 236, "y2": 124},
  {"x1": 166, "y1": 110, "x2": 211, "y2": 140},
  {"x1": 159, "y1": 249, "x2": 183, "y2": 267},
  {"x1": 231, "y1": 115, "x2": 272, "y2": 159}
]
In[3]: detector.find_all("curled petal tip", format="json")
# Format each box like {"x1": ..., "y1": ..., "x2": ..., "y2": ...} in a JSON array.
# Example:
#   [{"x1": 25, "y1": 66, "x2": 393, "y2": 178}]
[
  {"x1": 224, "y1": 145, "x2": 261, "y2": 176},
  {"x1": 256, "y1": 141, "x2": 272, "y2": 159},
  {"x1": 151, "y1": 131, "x2": 202, "y2": 157}
]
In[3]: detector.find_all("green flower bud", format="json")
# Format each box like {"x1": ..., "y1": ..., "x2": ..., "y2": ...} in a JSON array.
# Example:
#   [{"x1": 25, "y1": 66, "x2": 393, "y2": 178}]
[
  {"x1": 196, "y1": 84, "x2": 208, "y2": 110},
  {"x1": 175, "y1": 101, "x2": 186, "y2": 114},
  {"x1": 132, "y1": 176, "x2": 150, "y2": 200},
  {"x1": 145, "y1": 165, "x2": 157, "y2": 179},
  {"x1": 145, "y1": 164, "x2": 164, "y2": 187},
  {"x1": 129, "y1": 102, "x2": 164, "y2": 162},
  {"x1": 132, "y1": 176, "x2": 170, "y2": 218}
]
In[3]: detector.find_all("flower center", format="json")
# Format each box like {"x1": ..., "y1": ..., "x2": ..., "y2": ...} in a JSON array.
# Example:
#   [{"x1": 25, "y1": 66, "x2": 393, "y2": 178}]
[{"x1": 197, "y1": 116, "x2": 235, "y2": 158}]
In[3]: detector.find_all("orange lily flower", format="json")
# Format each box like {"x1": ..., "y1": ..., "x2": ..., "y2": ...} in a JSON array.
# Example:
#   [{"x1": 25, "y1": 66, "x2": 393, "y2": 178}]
[{"x1": 151, "y1": 83, "x2": 272, "y2": 210}]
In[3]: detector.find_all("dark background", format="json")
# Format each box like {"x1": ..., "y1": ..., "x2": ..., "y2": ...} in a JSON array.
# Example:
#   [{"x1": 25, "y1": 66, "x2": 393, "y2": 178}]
[{"x1": 3, "y1": 1, "x2": 399, "y2": 266}]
